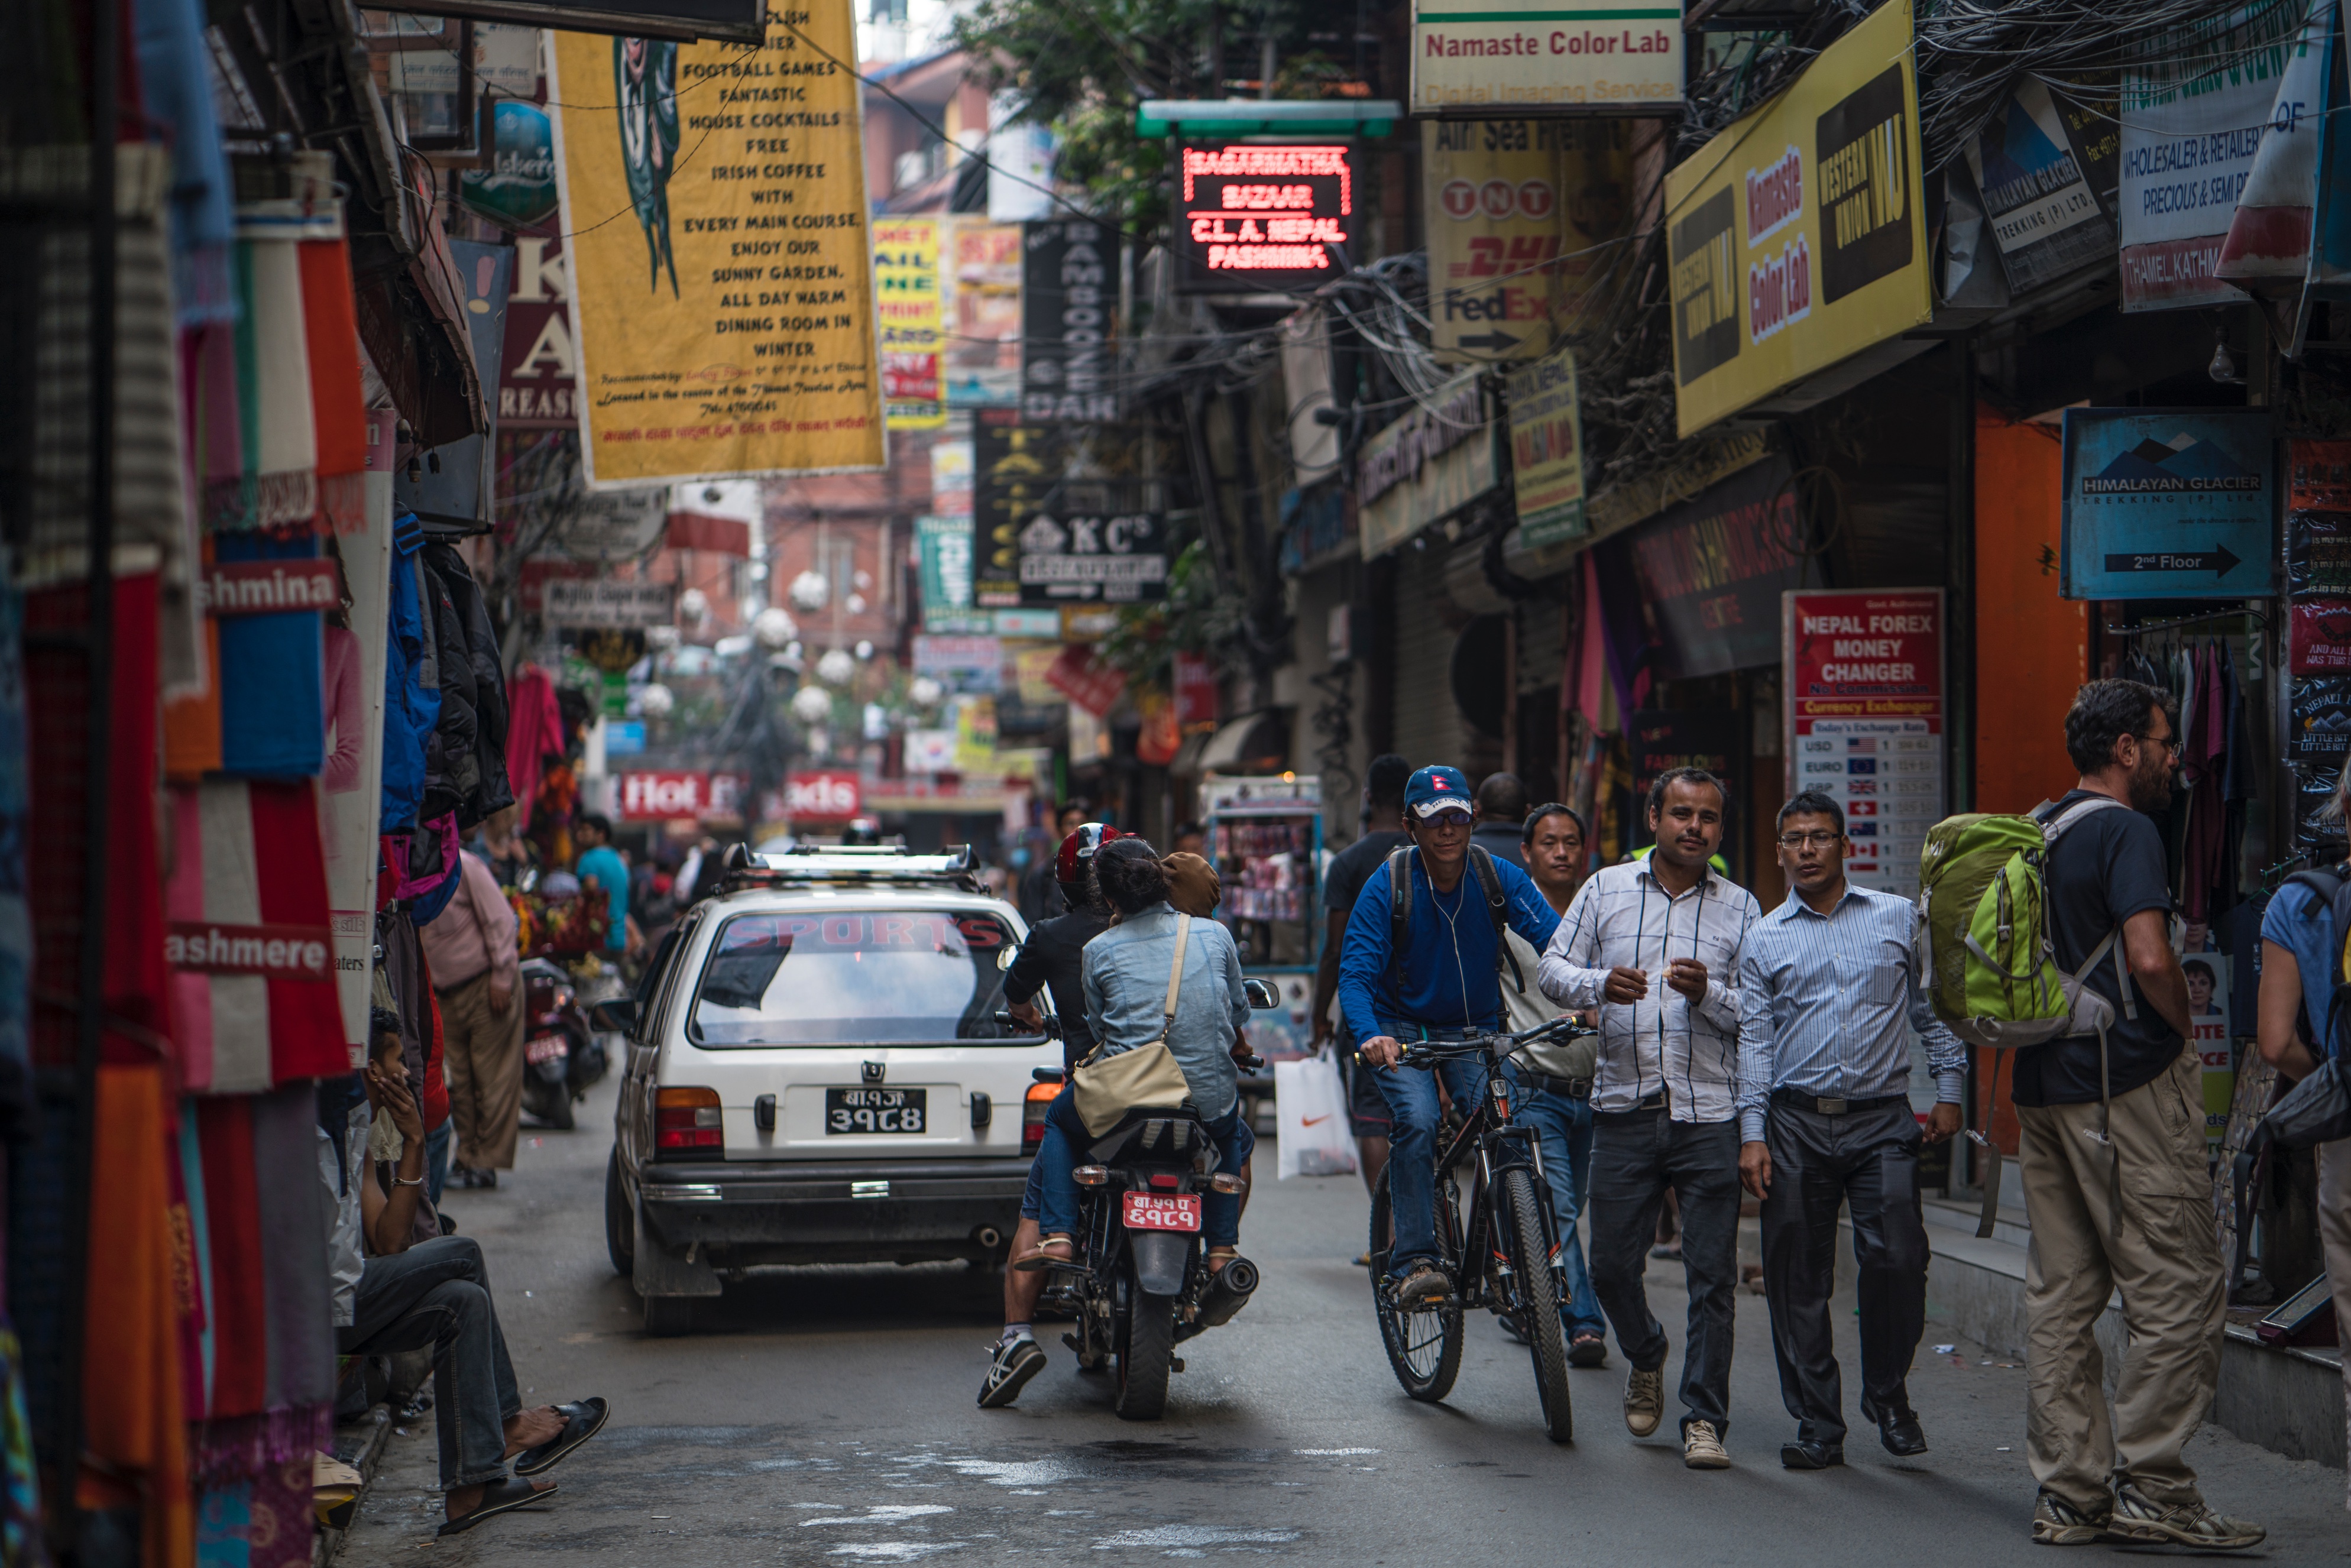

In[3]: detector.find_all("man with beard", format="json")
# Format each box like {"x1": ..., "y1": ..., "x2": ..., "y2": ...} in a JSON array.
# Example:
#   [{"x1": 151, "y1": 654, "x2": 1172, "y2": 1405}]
[
  {"x1": 614, "y1": 37, "x2": 679, "y2": 296},
  {"x1": 2015, "y1": 680, "x2": 2261, "y2": 1551}
]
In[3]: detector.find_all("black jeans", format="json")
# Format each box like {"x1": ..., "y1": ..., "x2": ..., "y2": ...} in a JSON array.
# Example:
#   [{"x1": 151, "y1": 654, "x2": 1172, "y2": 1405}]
[
  {"x1": 338, "y1": 1235, "x2": 521, "y2": 1489},
  {"x1": 1586, "y1": 1110, "x2": 1742, "y2": 1436},
  {"x1": 1759, "y1": 1099, "x2": 1929, "y2": 1447}
]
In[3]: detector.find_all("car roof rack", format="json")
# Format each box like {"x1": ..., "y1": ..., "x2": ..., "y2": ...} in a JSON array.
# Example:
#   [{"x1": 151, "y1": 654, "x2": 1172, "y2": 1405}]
[{"x1": 718, "y1": 841, "x2": 983, "y2": 892}]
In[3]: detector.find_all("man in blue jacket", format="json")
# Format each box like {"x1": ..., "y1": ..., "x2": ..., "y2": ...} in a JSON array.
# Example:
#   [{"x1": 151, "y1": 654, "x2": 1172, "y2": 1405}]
[{"x1": 1340, "y1": 766, "x2": 1561, "y2": 1303}]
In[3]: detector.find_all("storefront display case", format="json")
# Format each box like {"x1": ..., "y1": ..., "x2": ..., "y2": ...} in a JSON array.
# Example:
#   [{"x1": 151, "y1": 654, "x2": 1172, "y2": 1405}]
[{"x1": 1201, "y1": 774, "x2": 1322, "y2": 1073}]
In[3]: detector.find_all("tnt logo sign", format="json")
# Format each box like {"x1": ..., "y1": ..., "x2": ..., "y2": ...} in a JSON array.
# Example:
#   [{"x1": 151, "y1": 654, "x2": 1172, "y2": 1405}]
[{"x1": 1440, "y1": 178, "x2": 1558, "y2": 222}]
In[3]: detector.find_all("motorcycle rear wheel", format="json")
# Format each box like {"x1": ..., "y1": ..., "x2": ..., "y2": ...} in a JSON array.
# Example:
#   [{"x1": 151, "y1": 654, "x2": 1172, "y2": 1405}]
[
  {"x1": 1114, "y1": 1284, "x2": 1176, "y2": 1420},
  {"x1": 1369, "y1": 1168, "x2": 1463, "y2": 1402},
  {"x1": 1500, "y1": 1167, "x2": 1573, "y2": 1442}
]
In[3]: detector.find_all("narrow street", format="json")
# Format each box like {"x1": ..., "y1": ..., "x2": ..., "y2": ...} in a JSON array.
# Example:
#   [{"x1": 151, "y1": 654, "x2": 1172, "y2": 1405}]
[{"x1": 345, "y1": 1078, "x2": 2351, "y2": 1565}]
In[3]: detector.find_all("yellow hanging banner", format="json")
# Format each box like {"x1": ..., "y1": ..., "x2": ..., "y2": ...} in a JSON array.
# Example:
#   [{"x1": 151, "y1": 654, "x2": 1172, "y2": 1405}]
[
  {"x1": 549, "y1": 4, "x2": 883, "y2": 484},
  {"x1": 1663, "y1": 0, "x2": 1931, "y2": 438}
]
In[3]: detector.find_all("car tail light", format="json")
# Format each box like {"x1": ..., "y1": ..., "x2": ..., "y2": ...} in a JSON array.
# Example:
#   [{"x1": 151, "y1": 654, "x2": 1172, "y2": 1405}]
[
  {"x1": 656, "y1": 1087, "x2": 724, "y2": 1156},
  {"x1": 1023, "y1": 1081, "x2": 1057, "y2": 1154}
]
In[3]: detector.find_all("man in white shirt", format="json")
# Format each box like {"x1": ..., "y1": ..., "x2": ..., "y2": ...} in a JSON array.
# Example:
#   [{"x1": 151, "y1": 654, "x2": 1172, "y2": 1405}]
[{"x1": 1538, "y1": 767, "x2": 1759, "y2": 1470}]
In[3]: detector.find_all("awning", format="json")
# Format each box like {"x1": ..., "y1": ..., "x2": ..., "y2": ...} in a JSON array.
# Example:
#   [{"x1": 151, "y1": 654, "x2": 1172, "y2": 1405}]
[{"x1": 1193, "y1": 711, "x2": 1290, "y2": 774}]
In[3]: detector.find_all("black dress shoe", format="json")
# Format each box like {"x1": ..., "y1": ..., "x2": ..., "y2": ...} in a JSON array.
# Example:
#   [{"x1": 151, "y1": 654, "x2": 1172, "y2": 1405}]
[
  {"x1": 1878, "y1": 1412, "x2": 1928, "y2": 1456},
  {"x1": 1780, "y1": 1441, "x2": 1845, "y2": 1470}
]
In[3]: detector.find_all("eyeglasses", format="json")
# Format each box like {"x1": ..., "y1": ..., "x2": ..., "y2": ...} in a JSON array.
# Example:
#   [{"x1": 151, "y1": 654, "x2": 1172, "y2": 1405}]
[
  {"x1": 2136, "y1": 733, "x2": 2182, "y2": 757},
  {"x1": 1776, "y1": 831, "x2": 1843, "y2": 850}
]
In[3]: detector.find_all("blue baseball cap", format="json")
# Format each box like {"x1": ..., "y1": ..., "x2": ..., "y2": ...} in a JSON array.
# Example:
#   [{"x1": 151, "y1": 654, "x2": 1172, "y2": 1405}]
[{"x1": 1404, "y1": 765, "x2": 1475, "y2": 820}]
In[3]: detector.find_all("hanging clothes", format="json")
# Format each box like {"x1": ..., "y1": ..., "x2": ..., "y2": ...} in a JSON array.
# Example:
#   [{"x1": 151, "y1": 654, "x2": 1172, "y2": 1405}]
[
  {"x1": 79, "y1": 1064, "x2": 194, "y2": 1568},
  {"x1": 2181, "y1": 643, "x2": 2231, "y2": 923},
  {"x1": 378, "y1": 514, "x2": 440, "y2": 834},
  {"x1": 297, "y1": 228, "x2": 368, "y2": 536},
  {"x1": 212, "y1": 530, "x2": 326, "y2": 779},
  {"x1": 504, "y1": 663, "x2": 566, "y2": 831},
  {"x1": 165, "y1": 780, "x2": 354, "y2": 1093}
]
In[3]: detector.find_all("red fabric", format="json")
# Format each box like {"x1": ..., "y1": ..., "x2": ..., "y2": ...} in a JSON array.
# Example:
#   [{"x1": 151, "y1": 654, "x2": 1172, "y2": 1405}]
[
  {"x1": 504, "y1": 665, "x2": 566, "y2": 831},
  {"x1": 422, "y1": 950, "x2": 451, "y2": 1130},
  {"x1": 248, "y1": 780, "x2": 360, "y2": 1077},
  {"x1": 80, "y1": 1064, "x2": 195, "y2": 1568},
  {"x1": 299, "y1": 237, "x2": 369, "y2": 535},
  {"x1": 195, "y1": 1096, "x2": 268, "y2": 1417}
]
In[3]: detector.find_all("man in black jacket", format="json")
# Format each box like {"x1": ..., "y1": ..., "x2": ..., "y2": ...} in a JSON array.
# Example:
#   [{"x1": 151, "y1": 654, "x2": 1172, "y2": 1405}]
[{"x1": 980, "y1": 824, "x2": 1121, "y2": 1407}]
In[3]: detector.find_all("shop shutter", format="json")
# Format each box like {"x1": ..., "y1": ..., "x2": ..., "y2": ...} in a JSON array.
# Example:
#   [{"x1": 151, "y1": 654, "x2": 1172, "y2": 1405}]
[
  {"x1": 1390, "y1": 574, "x2": 1468, "y2": 770},
  {"x1": 1517, "y1": 598, "x2": 1565, "y2": 695}
]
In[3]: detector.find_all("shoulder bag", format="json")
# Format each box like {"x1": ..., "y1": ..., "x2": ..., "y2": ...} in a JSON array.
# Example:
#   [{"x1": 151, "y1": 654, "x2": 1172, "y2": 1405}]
[{"x1": 1071, "y1": 913, "x2": 1198, "y2": 1136}]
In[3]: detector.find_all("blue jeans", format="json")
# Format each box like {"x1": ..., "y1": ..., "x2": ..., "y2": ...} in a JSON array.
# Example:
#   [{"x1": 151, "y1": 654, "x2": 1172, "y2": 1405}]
[
  {"x1": 426, "y1": 1119, "x2": 453, "y2": 1207},
  {"x1": 1371, "y1": 1031, "x2": 1509, "y2": 1276},
  {"x1": 1036, "y1": 1087, "x2": 1254, "y2": 1246},
  {"x1": 1515, "y1": 1087, "x2": 1606, "y2": 1339}
]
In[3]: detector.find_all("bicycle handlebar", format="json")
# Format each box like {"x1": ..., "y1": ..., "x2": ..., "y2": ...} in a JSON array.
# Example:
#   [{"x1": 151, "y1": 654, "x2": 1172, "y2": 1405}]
[{"x1": 1353, "y1": 1013, "x2": 1595, "y2": 1070}]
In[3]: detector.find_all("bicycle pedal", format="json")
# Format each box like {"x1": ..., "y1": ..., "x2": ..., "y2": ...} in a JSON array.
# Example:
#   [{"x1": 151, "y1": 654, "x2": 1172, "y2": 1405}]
[{"x1": 1170, "y1": 1357, "x2": 1186, "y2": 1373}]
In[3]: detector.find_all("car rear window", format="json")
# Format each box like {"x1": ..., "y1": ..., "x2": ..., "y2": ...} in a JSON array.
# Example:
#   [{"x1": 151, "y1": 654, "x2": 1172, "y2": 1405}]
[{"x1": 688, "y1": 909, "x2": 1027, "y2": 1045}]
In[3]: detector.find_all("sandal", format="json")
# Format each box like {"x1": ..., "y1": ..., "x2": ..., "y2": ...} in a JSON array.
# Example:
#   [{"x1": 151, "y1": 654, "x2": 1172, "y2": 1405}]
[
  {"x1": 1012, "y1": 1234, "x2": 1074, "y2": 1272},
  {"x1": 1207, "y1": 1246, "x2": 1239, "y2": 1275},
  {"x1": 513, "y1": 1397, "x2": 609, "y2": 1477},
  {"x1": 439, "y1": 1476, "x2": 556, "y2": 1537}
]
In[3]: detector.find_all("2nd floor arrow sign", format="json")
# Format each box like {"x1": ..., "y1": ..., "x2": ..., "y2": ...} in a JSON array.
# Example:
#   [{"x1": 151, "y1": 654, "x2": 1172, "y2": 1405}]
[
  {"x1": 2061, "y1": 407, "x2": 2274, "y2": 601},
  {"x1": 2102, "y1": 545, "x2": 2243, "y2": 577}
]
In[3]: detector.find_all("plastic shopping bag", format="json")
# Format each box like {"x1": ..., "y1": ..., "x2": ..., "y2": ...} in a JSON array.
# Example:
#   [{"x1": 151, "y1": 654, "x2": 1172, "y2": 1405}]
[{"x1": 1274, "y1": 1054, "x2": 1358, "y2": 1179}]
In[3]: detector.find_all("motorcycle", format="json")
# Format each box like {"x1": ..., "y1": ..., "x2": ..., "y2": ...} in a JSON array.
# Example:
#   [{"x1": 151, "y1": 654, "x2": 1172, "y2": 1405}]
[
  {"x1": 1006, "y1": 976, "x2": 1278, "y2": 1421},
  {"x1": 519, "y1": 957, "x2": 605, "y2": 1130}
]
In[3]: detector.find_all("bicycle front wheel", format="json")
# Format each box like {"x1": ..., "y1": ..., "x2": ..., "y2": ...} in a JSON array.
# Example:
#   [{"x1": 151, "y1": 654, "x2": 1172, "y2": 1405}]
[
  {"x1": 1501, "y1": 1165, "x2": 1573, "y2": 1442},
  {"x1": 1369, "y1": 1165, "x2": 1463, "y2": 1402}
]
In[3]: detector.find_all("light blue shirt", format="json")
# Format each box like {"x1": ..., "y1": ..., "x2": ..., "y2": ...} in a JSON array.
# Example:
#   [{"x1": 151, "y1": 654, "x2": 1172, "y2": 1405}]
[
  {"x1": 1081, "y1": 905, "x2": 1252, "y2": 1120},
  {"x1": 576, "y1": 845, "x2": 629, "y2": 951},
  {"x1": 2262, "y1": 881, "x2": 2335, "y2": 1056},
  {"x1": 1734, "y1": 881, "x2": 1965, "y2": 1143}
]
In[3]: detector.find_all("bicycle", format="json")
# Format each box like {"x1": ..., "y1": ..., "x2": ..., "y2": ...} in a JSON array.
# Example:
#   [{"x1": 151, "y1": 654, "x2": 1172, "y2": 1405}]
[{"x1": 1362, "y1": 1014, "x2": 1592, "y2": 1442}]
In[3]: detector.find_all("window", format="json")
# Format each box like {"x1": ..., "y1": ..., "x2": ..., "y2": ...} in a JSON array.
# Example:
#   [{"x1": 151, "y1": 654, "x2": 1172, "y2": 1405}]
[{"x1": 689, "y1": 908, "x2": 1024, "y2": 1045}]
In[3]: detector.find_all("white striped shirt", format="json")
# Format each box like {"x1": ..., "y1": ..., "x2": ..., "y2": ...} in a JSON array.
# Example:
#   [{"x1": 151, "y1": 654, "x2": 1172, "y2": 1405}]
[
  {"x1": 1537, "y1": 861, "x2": 1760, "y2": 1122},
  {"x1": 1734, "y1": 883, "x2": 1966, "y2": 1143}
]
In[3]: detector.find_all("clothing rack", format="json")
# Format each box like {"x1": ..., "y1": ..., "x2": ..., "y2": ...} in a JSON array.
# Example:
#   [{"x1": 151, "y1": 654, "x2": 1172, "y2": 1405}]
[
  {"x1": 410, "y1": 508, "x2": 495, "y2": 537},
  {"x1": 2104, "y1": 608, "x2": 2268, "y2": 637}
]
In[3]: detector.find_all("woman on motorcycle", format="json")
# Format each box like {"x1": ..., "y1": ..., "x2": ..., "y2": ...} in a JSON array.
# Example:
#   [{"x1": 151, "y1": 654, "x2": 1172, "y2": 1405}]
[{"x1": 1016, "y1": 838, "x2": 1255, "y2": 1274}]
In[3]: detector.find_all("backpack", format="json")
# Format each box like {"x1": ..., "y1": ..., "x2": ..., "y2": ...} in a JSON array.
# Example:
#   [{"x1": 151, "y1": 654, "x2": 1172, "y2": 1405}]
[
  {"x1": 2231, "y1": 868, "x2": 2351, "y2": 1287},
  {"x1": 1386, "y1": 845, "x2": 1524, "y2": 1010},
  {"x1": 1916, "y1": 794, "x2": 2133, "y2": 1236}
]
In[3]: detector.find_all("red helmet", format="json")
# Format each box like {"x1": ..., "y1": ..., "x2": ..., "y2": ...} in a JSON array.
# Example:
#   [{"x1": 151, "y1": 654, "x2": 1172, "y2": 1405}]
[{"x1": 1055, "y1": 822, "x2": 1127, "y2": 888}]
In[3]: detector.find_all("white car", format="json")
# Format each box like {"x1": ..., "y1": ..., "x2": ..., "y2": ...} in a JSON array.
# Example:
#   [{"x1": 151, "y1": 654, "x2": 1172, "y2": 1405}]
[{"x1": 600, "y1": 845, "x2": 1061, "y2": 1334}]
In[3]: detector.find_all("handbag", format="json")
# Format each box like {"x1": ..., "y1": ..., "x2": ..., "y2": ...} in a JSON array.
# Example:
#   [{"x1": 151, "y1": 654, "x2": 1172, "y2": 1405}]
[{"x1": 1071, "y1": 913, "x2": 1197, "y2": 1136}]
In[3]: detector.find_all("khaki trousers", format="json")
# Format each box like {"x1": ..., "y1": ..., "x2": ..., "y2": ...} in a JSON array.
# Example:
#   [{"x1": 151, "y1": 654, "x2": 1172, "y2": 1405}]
[
  {"x1": 440, "y1": 969, "x2": 525, "y2": 1171},
  {"x1": 2017, "y1": 1045, "x2": 2222, "y2": 1515},
  {"x1": 2320, "y1": 1141, "x2": 2351, "y2": 1513}
]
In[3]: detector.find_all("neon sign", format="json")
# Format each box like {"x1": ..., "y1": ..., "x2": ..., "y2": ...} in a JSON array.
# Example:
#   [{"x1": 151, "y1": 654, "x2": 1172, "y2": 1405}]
[{"x1": 1178, "y1": 141, "x2": 1362, "y2": 291}]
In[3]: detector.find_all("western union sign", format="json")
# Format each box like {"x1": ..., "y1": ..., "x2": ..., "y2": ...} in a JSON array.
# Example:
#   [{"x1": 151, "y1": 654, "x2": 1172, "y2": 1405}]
[{"x1": 1664, "y1": 0, "x2": 1931, "y2": 436}]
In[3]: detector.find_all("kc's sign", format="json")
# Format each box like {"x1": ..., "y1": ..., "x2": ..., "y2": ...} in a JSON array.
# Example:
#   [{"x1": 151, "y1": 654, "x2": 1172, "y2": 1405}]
[{"x1": 1177, "y1": 143, "x2": 1362, "y2": 292}]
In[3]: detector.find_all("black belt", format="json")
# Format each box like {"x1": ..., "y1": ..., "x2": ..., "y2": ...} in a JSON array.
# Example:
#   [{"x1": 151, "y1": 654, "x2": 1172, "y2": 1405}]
[
  {"x1": 1770, "y1": 1087, "x2": 1905, "y2": 1116},
  {"x1": 1524, "y1": 1071, "x2": 1593, "y2": 1100},
  {"x1": 1594, "y1": 1090, "x2": 1669, "y2": 1120}
]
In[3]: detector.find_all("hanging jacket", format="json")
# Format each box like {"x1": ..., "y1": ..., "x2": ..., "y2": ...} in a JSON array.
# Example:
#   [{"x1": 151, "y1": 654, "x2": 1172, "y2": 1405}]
[
  {"x1": 378, "y1": 514, "x2": 441, "y2": 832},
  {"x1": 423, "y1": 542, "x2": 514, "y2": 827}
]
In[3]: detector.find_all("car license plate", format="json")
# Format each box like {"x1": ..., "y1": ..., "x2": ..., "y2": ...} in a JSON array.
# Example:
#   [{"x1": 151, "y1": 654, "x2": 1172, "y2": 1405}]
[
  {"x1": 524, "y1": 1034, "x2": 568, "y2": 1065},
  {"x1": 1122, "y1": 1193, "x2": 1200, "y2": 1232},
  {"x1": 825, "y1": 1087, "x2": 928, "y2": 1134}
]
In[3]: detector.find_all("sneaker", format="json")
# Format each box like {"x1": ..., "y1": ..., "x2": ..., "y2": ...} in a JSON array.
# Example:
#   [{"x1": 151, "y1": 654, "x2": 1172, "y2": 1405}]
[
  {"x1": 2030, "y1": 1489, "x2": 2111, "y2": 1546},
  {"x1": 1390, "y1": 1264, "x2": 1452, "y2": 1305},
  {"x1": 1682, "y1": 1420, "x2": 1730, "y2": 1469},
  {"x1": 1624, "y1": 1361, "x2": 1665, "y2": 1437},
  {"x1": 977, "y1": 1335, "x2": 1046, "y2": 1409},
  {"x1": 2106, "y1": 1482, "x2": 2264, "y2": 1550}
]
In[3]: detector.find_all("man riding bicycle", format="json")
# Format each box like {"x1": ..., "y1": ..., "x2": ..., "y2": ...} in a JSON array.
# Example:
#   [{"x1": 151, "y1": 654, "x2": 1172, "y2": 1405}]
[{"x1": 1336, "y1": 766, "x2": 1562, "y2": 1304}]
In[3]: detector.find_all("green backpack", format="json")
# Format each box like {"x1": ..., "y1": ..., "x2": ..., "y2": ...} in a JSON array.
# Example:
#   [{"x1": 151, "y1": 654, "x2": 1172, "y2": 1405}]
[{"x1": 1918, "y1": 795, "x2": 2135, "y2": 1236}]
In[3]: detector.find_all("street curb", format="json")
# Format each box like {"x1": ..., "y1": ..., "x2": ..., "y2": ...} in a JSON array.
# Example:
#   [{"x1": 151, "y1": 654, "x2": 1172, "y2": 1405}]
[{"x1": 315, "y1": 1403, "x2": 396, "y2": 1566}]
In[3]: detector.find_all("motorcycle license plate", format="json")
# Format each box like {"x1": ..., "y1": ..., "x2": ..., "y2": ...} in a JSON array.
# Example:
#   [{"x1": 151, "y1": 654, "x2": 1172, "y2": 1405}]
[
  {"x1": 1121, "y1": 1193, "x2": 1201, "y2": 1232},
  {"x1": 825, "y1": 1087, "x2": 927, "y2": 1134},
  {"x1": 524, "y1": 1034, "x2": 568, "y2": 1065}
]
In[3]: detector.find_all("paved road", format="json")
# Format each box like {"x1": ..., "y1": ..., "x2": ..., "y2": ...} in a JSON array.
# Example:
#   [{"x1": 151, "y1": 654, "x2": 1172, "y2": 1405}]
[{"x1": 344, "y1": 1075, "x2": 2349, "y2": 1564}]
